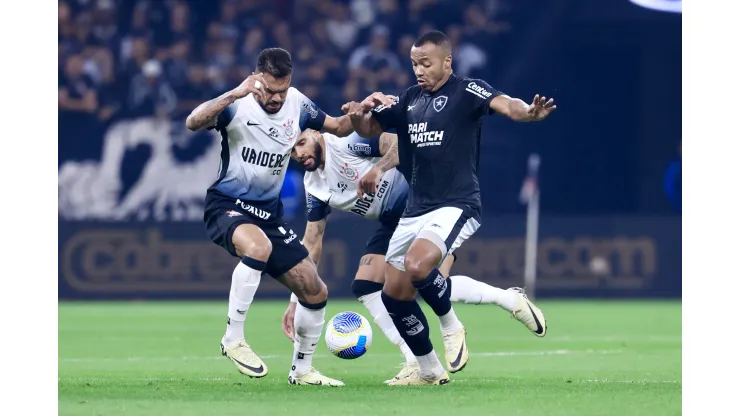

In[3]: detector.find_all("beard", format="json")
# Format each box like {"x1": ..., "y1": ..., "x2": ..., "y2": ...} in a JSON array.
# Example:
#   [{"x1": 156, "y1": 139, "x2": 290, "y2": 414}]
[
  {"x1": 259, "y1": 100, "x2": 283, "y2": 114},
  {"x1": 303, "y1": 142, "x2": 323, "y2": 171}
]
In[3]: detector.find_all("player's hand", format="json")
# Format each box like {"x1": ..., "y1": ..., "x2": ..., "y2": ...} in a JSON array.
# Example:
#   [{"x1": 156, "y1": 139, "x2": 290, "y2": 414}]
[
  {"x1": 342, "y1": 101, "x2": 362, "y2": 116},
  {"x1": 281, "y1": 301, "x2": 297, "y2": 342},
  {"x1": 527, "y1": 95, "x2": 557, "y2": 121},
  {"x1": 359, "y1": 92, "x2": 397, "y2": 112},
  {"x1": 232, "y1": 72, "x2": 268, "y2": 101},
  {"x1": 357, "y1": 166, "x2": 383, "y2": 198}
]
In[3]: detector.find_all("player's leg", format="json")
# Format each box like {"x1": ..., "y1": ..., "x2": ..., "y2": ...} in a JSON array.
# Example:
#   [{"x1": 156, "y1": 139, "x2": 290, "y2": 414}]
[
  {"x1": 381, "y1": 217, "x2": 449, "y2": 386},
  {"x1": 204, "y1": 201, "x2": 273, "y2": 378},
  {"x1": 265, "y1": 224, "x2": 343, "y2": 386},
  {"x1": 352, "y1": 223, "x2": 417, "y2": 380},
  {"x1": 439, "y1": 255, "x2": 547, "y2": 337},
  {"x1": 404, "y1": 207, "x2": 485, "y2": 373},
  {"x1": 218, "y1": 223, "x2": 273, "y2": 378},
  {"x1": 351, "y1": 254, "x2": 418, "y2": 383}
]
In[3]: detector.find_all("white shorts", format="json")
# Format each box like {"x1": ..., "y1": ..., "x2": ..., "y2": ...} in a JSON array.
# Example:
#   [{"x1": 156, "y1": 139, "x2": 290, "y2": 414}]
[{"x1": 385, "y1": 206, "x2": 481, "y2": 271}]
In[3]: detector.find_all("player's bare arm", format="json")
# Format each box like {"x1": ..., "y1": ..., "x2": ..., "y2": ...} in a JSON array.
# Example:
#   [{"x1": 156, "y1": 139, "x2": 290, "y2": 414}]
[
  {"x1": 321, "y1": 114, "x2": 355, "y2": 137},
  {"x1": 301, "y1": 218, "x2": 328, "y2": 267},
  {"x1": 185, "y1": 73, "x2": 268, "y2": 131},
  {"x1": 357, "y1": 133, "x2": 399, "y2": 198},
  {"x1": 342, "y1": 92, "x2": 396, "y2": 137},
  {"x1": 376, "y1": 133, "x2": 399, "y2": 172},
  {"x1": 490, "y1": 94, "x2": 557, "y2": 122}
]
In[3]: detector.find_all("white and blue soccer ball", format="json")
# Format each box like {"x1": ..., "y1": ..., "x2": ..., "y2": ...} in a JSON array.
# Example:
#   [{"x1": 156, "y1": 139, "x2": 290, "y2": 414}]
[{"x1": 325, "y1": 311, "x2": 373, "y2": 359}]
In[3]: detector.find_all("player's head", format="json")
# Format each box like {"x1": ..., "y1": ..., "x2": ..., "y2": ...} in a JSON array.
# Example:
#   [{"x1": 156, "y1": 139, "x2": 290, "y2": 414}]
[
  {"x1": 291, "y1": 129, "x2": 324, "y2": 171},
  {"x1": 410, "y1": 30, "x2": 452, "y2": 92},
  {"x1": 255, "y1": 48, "x2": 293, "y2": 114}
]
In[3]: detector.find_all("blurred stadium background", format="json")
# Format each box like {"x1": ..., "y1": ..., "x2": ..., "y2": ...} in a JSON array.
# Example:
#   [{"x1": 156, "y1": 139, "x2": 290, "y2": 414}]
[
  {"x1": 58, "y1": 1, "x2": 681, "y2": 413},
  {"x1": 58, "y1": 0, "x2": 681, "y2": 301}
]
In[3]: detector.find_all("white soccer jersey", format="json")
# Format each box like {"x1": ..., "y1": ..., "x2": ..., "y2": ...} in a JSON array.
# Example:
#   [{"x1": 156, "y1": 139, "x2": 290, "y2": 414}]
[
  {"x1": 207, "y1": 87, "x2": 326, "y2": 219},
  {"x1": 304, "y1": 132, "x2": 409, "y2": 223}
]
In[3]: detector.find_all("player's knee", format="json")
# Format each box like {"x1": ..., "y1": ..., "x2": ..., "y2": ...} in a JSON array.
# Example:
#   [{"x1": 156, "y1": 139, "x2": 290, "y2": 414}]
[
  {"x1": 304, "y1": 280, "x2": 328, "y2": 304},
  {"x1": 237, "y1": 237, "x2": 272, "y2": 260},
  {"x1": 403, "y1": 253, "x2": 433, "y2": 279},
  {"x1": 351, "y1": 279, "x2": 384, "y2": 299}
]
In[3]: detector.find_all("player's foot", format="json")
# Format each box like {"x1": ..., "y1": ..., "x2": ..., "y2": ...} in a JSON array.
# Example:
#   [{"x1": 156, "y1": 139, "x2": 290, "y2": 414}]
[
  {"x1": 386, "y1": 369, "x2": 450, "y2": 386},
  {"x1": 442, "y1": 326, "x2": 468, "y2": 373},
  {"x1": 220, "y1": 339, "x2": 268, "y2": 378},
  {"x1": 383, "y1": 361, "x2": 420, "y2": 384},
  {"x1": 508, "y1": 287, "x2": 547, "y2": 337},
  {"x1": 288, "y1": 368, "x2": 344, "y2": 386}
]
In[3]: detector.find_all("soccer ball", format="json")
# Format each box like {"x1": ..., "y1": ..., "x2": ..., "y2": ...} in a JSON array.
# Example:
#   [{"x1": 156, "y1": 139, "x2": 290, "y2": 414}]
[{"x1": 324, "y1": 311, "x2": 373, "y2": 359}]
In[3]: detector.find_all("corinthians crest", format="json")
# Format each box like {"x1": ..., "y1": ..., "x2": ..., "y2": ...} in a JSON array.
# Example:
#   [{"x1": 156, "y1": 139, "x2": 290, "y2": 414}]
[
  {"x1": 283, "y1": 119, "x2": 295, "y2": 140},
  {"x1": 339, "y1": 162, "x2": 359, "y2": 181}
]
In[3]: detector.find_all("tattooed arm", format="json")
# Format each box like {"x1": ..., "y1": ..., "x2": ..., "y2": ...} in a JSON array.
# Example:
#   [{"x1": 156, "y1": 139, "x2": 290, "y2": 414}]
[
  {"x1": 355, "y1": 133, "x2": 399, "y2": 198},
  {"x1": 376, "y1": 133, "x2": 399, "y2": 172},
  {"x1": 185, "y1": 73, "x2": 268, "y2": 131},
  {"x1": 301, "y1": 218, "x2": 327, "y2": 267}
]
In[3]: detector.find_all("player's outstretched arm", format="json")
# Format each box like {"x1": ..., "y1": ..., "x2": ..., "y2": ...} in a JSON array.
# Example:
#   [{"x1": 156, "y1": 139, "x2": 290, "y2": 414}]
[
  {"x1": 301, "y1": 218, "x2": 327, "y2": 267},
  {"x1": 185, "y1": 73, "x2": 267, "y2": 131},
  {"x1": 490, "y1": 94, "x2": 557, "y2": 122},
  {"x1": 342, "y1": 92, "x2": 396, "y2": 137},
  {"x1": 321, "y1": 114, "x2": 355, "y2": 137},
  {"x1": 342, "y1": 101, "x2": 383, "y2": 137}
]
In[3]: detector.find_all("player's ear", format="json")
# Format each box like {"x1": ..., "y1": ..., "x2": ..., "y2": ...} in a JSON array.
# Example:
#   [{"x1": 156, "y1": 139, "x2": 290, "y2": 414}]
[{"x1": 444, "y1": 55, "x2": 452, "y2": 70}]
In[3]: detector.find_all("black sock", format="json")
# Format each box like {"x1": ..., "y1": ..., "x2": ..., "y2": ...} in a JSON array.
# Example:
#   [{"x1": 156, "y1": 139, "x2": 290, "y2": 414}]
[
  {"x1": 412, "y1": 268, "x2": 452, "y2": 316},
  {"x1": 381, "y1": 291, "x2": 433, "y2": 356},
  {"x1": 351, "y1": 280, "x2": 384, "y2": 298}
]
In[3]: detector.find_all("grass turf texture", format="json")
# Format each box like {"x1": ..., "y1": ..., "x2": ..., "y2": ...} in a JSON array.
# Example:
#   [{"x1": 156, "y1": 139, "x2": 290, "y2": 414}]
[{"x1": 59, "y1": 300, "x2": 681, "y2": 415}]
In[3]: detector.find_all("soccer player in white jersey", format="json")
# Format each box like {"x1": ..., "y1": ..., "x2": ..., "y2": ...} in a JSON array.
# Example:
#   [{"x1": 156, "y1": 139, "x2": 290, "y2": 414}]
[
  {"x1": 279, "y1": 128, "x2": 549, "y2": 384},
  {"x1": 185, "y1": 48, "x2": 355, "y2": 386}
]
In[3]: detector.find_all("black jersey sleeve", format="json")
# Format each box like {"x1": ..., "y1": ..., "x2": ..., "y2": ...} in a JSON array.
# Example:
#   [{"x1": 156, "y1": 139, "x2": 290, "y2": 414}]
[
  {"x1": 463, "y1": 79, "x2": 503, "y2": 117},
  {"x1": 370, "y1": 90, "x2": 406, "y2": 132},
  {"x1": 306, "y1": 192, "x2": 331, "y2": 221}
]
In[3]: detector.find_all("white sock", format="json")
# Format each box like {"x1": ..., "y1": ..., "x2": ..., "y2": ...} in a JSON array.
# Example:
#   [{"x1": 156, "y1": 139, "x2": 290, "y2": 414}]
[
  {"x1": 449, "y1": 275, "x2": 520, "y2": 311},
  {"x1": 359, "y1": 291, "x2": 417, "y2": 365},
  {"x1": 416, "y1": 350, "x2": 445, "y2": 379},
  {"x1": 291, "y1": 302, "x2": 325, "y2": 376},
  {"x1": 438, "y1": 307, "x2": 464, "y2": 336},
  {"x1": 223, "y1": 260, "x2": 262, "y2": 345}
]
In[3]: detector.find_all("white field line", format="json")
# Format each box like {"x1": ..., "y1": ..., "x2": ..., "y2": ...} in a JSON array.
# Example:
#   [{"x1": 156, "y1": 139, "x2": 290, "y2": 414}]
[{"x1": 60, "y1": 349, "x2": 621, "y2": 363}]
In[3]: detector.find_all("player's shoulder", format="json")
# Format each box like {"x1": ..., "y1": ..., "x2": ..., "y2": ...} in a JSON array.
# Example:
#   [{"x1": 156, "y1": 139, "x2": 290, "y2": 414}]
[
  {"x1": 321, "y1": 131, "x2": 343, "y2": 152},
  {"x1": 400, "y1": 85, "x2": 423, "y2": 102}
]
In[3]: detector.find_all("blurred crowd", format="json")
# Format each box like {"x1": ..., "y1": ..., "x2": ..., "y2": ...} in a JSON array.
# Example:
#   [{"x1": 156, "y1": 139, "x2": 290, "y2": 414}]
[{"x1": 59, "y1": 0, "x2": 518, "y2": 147}]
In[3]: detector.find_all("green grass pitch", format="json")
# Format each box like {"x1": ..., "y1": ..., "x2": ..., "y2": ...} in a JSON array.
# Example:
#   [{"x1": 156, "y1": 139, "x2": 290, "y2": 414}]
[{"x1": 59, "y1": 300, "x2": 681, "y2": 415}]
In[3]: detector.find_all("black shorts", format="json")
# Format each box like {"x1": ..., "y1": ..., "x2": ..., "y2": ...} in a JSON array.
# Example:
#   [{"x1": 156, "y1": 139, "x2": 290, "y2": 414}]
[
  {"x1": 363, "y1": 217, "x2": 457, "y2": 263},
  {"x1": 204, "y1": 193, "x2": 308, "y2": 277}
]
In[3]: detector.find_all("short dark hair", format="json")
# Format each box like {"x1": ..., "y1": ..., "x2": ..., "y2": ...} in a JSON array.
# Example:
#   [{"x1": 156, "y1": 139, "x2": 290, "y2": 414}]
[
  {"x1": 256, "y1": 48, "x2": 293, "y2": 78},
  {"x1": 414, "y1": 30, "x2": 450, "y2": 51}
]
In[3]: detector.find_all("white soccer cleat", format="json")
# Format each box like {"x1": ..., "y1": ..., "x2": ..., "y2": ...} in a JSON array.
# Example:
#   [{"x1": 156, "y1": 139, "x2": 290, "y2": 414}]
[
  {"x1": 442, "y1": 326, "x2": 469, "y2": 373},
  {"x1": 288, "y1": 368, "x2": 345, "y2": 386},
  {"x1": 508, "y1": 287, "x2": 547, "y2": 337},
  {"x1": 383, "y1": 362, "x2": 420, "y2": 384},
  {"x1": 220, "y1": 339, "x2": 269, "y2": 378},
  {"x1": 386, "y1": 369, "x2": 450, "y2": 386}
]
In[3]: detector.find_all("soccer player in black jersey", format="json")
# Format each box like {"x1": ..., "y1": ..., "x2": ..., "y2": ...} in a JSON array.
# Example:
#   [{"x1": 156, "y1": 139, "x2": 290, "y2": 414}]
[{"x1": 345, "y1": 30, "x2": 556, "y2": 385}]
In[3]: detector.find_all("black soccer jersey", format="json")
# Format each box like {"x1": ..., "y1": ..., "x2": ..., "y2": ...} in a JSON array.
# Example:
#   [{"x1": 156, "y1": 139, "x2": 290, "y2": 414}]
[{"x1": 371, "y1": 73, "x2": 502, "y2": 218}]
